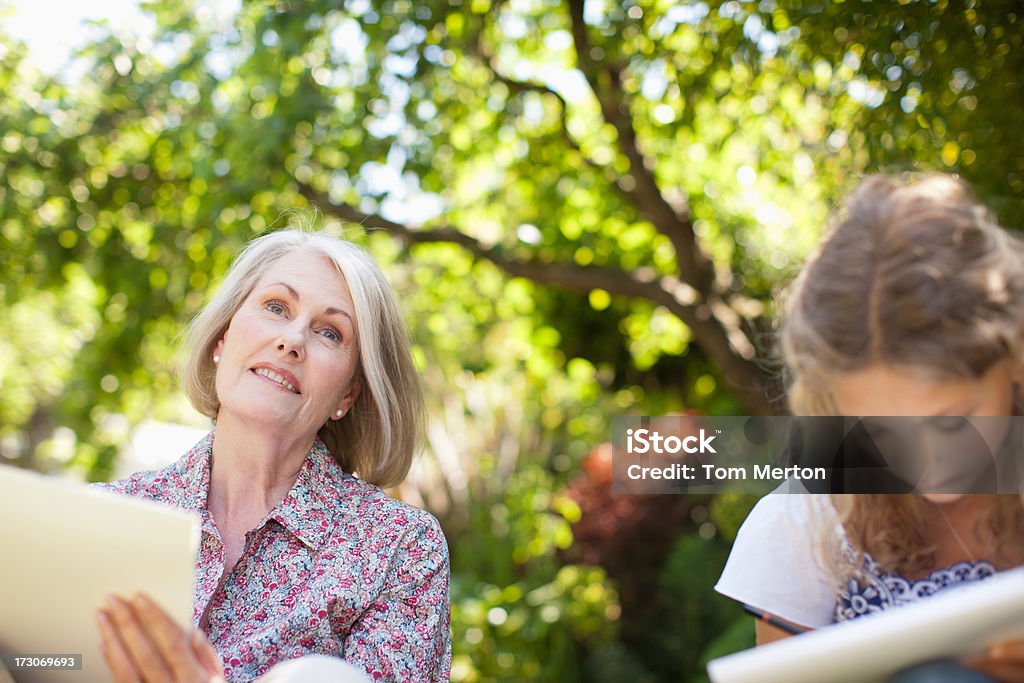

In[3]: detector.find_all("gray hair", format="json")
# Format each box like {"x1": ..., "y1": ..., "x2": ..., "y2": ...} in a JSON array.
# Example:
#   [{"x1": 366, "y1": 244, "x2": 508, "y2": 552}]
[{"x1": 181, "y1": 226, "x2": 424, "y2": 487}]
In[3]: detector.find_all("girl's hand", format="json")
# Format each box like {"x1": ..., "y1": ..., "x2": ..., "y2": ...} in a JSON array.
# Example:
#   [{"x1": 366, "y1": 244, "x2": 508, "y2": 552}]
[
  {"x1": 96, "y1": 593, "x2": 225, "y2": 683},
  {"x1": 965, "y1": 639, "x2": 1024, "y2": 682}
]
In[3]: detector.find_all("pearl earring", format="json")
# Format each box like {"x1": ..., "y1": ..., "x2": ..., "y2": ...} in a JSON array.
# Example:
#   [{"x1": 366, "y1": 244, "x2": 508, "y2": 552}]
[
  {"x1": 213, "y1": 354, "x2": 221, "y2": 364},
  {"x1": 335, "y1": 409, "x2": 345, "y2": 418}
]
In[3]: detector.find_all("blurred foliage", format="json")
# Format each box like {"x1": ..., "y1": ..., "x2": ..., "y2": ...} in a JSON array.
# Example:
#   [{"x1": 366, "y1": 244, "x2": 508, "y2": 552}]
[
  {"x1": 787, "y1": 0, "x2": 1023, "y2": 218},
  {"x1": 641, "y1": 534, "x2": 753, "y2": 680},
  {"x1": 709, "y1": 493, "x2": 759, "y2": 542},
  {"x1": 563, "y1": 478, "x2": 757, "y2": 681},
  {"x1": 1, "y1": 0, "x2": 1022, "y2": 680}
]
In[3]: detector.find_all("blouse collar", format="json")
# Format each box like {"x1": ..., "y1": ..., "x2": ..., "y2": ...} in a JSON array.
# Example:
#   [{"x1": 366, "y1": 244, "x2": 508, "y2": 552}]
[{"x1": 174, "y1": 431, "x2": 347, "y2": 551}]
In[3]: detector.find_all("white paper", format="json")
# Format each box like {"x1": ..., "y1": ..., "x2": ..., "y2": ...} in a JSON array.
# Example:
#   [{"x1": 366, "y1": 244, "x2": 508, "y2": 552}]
[
  {"x1": 0, "y1": 464, "x2": 200, "y2": 683},
  {"x1": 707, "y1": 566, "x2": 1024, "y2": 683}
]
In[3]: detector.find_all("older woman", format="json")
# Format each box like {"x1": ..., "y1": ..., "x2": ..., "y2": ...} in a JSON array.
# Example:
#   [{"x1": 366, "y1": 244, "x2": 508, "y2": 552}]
[{"x1": 93, "y1": 228, "x2": 450, "y2": 682}]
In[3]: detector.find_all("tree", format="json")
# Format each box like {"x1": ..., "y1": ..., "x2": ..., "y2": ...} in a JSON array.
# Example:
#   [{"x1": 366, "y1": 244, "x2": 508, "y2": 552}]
[{"x1": 2, "y1": 0, "x2": 1020, "y2": 476}]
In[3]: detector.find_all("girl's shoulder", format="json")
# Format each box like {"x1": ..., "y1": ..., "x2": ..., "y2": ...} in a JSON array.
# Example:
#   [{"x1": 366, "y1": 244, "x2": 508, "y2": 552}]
[
  {"x1": 715, "y1": 491, "x2": 841, "y2": 628},
  {"x1": 728, "y1": 487, "x2": 841, "y2": 551},
  {"x1": 743, "y1": 487, "x2": 837, "y2": 528}
]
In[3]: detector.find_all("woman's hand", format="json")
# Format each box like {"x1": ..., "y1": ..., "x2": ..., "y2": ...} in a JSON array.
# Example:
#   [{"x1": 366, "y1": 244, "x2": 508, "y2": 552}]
[
  {"x1": 965, "y1": 639, "x2": 1024, "y2": 682},
  {"x1": 96, "y1": 593, "x2": 225, "y2": 683}
]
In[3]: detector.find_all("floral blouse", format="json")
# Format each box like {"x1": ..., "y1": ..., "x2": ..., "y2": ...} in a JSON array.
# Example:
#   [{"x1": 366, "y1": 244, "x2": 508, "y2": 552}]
[{"x1": 95, "y1": 431, "x2": 451, "y2": 682}]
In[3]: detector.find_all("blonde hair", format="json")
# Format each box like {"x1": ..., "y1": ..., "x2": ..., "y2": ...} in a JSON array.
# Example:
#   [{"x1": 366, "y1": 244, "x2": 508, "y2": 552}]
[
  {"x1": 181, "y1": 225, "x2": 424, "y2": 488},
  {"x1": 780, "y1": 173, "x2": 1024, "y2": 577}
]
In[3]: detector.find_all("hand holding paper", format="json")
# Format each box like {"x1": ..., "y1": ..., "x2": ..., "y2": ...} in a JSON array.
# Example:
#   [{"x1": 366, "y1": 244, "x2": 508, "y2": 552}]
[{"x1": 96, "y1": 593, "x2": 224, "y2": 683}]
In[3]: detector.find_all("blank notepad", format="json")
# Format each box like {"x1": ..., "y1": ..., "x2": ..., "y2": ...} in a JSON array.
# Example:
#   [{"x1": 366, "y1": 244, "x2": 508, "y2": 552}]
[
  {"x1": 0, "y1": 465, "x2": 200, "y2": 683},
  {"x1": 708, "y1": 565, "x2": 1024, "y2": 683}
]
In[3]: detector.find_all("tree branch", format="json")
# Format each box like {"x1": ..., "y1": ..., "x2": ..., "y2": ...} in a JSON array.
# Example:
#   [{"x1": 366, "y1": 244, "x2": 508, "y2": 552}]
[
  {"x1": 565, "y1": 0, "x2": 716, "y2": 293},
  {"x1": 468, "y1": 35, "x2": 613, "y2": 183},
  {"x1": 298, "y1": 183, "x2": 777, "y2": 414},
  {"x1": 300, "y1": 184, "x2": 684, "y2": 302}
]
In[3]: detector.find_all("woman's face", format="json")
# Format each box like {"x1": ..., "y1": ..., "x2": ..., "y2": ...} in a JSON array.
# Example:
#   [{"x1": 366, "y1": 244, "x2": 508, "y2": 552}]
[
  {"x1": 830, "y1": 360, "x2": 1021, "y2": 503},
  {"x1": 213, "y1": 249, "x2": 361, "y2": 441}
]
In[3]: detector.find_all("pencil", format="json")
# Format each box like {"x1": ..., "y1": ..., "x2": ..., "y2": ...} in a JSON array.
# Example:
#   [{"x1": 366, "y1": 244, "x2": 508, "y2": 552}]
[{"x1": 742, "y1": 604, "x2": 809, "y2": 635}]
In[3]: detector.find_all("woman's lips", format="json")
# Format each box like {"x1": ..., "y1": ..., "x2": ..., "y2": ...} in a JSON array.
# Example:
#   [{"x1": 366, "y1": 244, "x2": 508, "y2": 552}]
[{"x1": 250, "y1": 365, "x2": 301, "y2": 394}]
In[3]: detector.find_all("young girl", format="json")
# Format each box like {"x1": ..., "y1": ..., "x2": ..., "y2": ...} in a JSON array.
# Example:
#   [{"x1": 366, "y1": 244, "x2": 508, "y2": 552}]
[{"x1": 715, "y1": 174, "x2": 1024, "y2": 681}]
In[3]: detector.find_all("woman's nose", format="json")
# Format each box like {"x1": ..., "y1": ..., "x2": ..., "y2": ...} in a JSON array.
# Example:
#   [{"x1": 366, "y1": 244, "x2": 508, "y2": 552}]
[{"x1": 275, "y1": 324, "x2": 306, "y2": 360}]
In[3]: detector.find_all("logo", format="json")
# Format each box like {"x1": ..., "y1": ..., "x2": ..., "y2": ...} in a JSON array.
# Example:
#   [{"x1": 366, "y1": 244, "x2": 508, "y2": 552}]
[{"x1": 625, "y1": 428, "x2": 718, "y2": 454}]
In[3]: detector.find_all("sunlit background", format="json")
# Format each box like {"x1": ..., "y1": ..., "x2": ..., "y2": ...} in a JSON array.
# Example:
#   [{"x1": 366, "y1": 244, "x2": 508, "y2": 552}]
[{"x1": 1, "y1": 1, "x2": 1021, "y2": 680}]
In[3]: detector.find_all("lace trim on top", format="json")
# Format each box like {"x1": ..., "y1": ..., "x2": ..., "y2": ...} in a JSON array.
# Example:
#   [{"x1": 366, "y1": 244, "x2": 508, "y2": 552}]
[{"x1": 835, "y1": 548, "x2": 996, "y2": 622}]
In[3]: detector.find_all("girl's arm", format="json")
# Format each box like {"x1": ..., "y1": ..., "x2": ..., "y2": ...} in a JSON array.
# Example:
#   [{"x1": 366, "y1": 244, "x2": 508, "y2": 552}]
[{"x1": 754, "y1": 619, "x2": 811, "y2": 645}]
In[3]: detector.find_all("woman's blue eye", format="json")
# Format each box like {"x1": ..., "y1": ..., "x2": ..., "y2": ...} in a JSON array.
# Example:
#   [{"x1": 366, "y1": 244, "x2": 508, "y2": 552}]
[
  {"x1": 320, "y1": 328, "x2": 341, "y2": 343},
  {"x1": 266, "y1": 301, "x2": 286, "y2": 315}
]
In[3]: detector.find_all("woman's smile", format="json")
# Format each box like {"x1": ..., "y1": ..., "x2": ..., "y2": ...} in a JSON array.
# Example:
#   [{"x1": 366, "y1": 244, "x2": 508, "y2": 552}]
[{"x1": 251, "y1": 364, "x2": 302, "y2": 394}]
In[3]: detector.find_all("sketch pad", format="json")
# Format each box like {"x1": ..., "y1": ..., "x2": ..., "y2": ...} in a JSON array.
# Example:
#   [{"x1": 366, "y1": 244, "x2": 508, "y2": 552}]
[
  {"x1": 707, "y1": 566, "x2": 1024, "y2": 683},
  {"x1": 0, "y1": 465, "x2": 200, "y2": 683}
]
